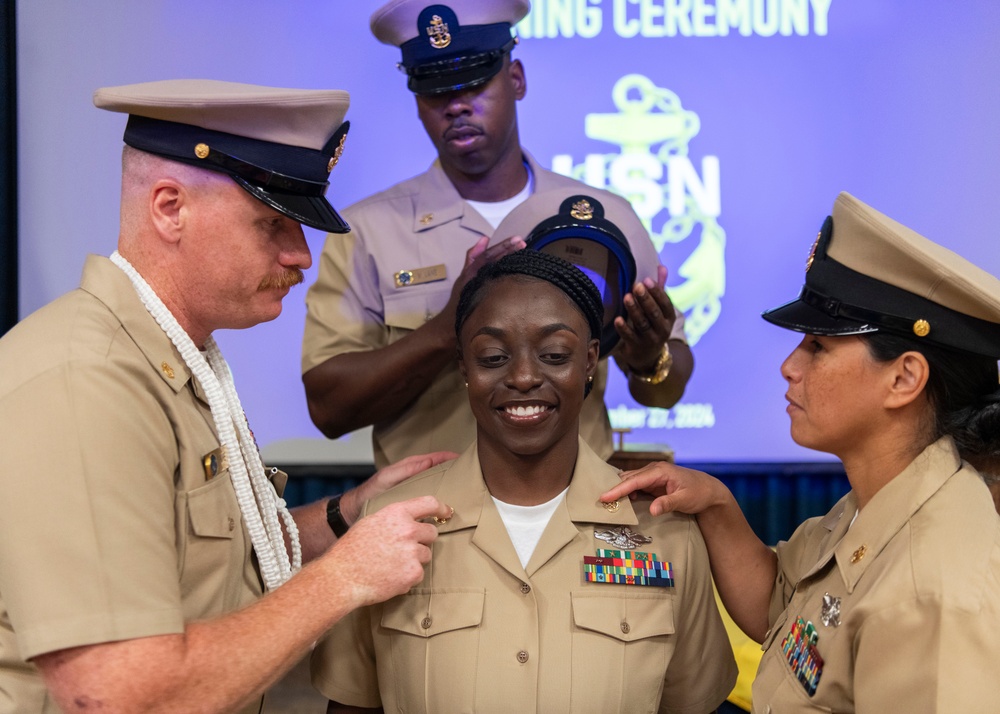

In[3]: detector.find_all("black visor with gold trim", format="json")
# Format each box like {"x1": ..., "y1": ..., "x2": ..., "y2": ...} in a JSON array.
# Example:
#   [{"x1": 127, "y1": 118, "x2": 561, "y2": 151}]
[
  {"x1": 763, "y1": 203, "x2": 1000, "y2": 359},
  {"x1": 525, "y1": 195, "x2": 638, "y2": 356},
  {"x1": 399, "y1": 5, "x2": 517, "y2": 95},
  {"x1": 122, "y1": 115, "x2": 351, "y2": 233}
]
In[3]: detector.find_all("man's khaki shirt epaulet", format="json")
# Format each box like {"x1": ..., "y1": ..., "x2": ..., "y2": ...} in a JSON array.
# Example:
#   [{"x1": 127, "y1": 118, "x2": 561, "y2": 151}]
[
  {"x1": 303, "y1": 152, "x2": 685, "y2": 468},
  {"x1": 0, "y1": 256, "x2": 276, "y2": 714}
]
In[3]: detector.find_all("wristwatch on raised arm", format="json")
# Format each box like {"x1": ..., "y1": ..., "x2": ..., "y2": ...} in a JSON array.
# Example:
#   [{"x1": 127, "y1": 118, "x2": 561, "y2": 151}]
[{"x1": 629, "y1": 343, "x2": 673, "y2": 385}]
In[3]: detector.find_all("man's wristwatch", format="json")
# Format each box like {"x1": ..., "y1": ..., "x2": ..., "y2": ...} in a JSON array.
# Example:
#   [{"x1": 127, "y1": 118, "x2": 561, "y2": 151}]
[
  {"x1": 326, "y1": 494, "x2": 350, "y2": 537},
  {"x1": 629, "y1": 343, "x2": 673, "y2": 385}
]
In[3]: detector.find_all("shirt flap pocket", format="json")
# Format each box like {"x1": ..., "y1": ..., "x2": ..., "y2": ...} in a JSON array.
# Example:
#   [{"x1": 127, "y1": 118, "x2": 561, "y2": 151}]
[
  {"x1": 381, "y1": 588, "x2": 485, "y2": 638},
  {"x1": 383, "y1": 286, "x2": 451, "y2": 331},
  {"x1": 187, "y1": 475, "x2": 239, "y2": 539},
  {"x1": 572, "y1": 591, "x2": 675, "y2": 642}
]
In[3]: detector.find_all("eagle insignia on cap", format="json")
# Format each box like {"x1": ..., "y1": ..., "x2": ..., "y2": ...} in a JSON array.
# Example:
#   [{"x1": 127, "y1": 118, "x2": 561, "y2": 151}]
[
  {"x1": 328, "y1": 133, "x2": 348, "y2": 172},
  {"x1": 805, "y1": 229, "x2": 821, "y2": 272},
  {"x1": 427, "y1": 15, "x2": 452, "y2": 49},
  {"x1": 194, "y1": 143, "x2": 210, "y2": 159},
  {"x1": 913, "y1": 319, "x2": 931, "y2": 337},
  {"x1": 570, "y1": 199, "x2": 594, "y2": 221}
]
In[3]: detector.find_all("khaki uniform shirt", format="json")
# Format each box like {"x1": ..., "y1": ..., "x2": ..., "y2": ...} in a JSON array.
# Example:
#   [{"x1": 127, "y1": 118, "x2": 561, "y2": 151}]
[
  {"x1": 302, "y1": 153, "x2": 685, "y2": 468},
  {"x1": 0, "y1": 256, "x2": 278, "y2": 714},
  {"x1": 311, "y1": 438, "x2": 736, "y2": 713},
  {"x1": 753, "y1": 437, "x2": 1000, "y2": 713}
]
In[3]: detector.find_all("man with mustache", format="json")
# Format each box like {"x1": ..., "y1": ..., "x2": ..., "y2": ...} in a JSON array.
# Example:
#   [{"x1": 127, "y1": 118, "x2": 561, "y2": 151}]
[
  {"x1": 302, "y1": 0, "x2": 694, "y2": 471},
  {"x1": 0, "y1": 79, "x2": 454, "y2": 714}
]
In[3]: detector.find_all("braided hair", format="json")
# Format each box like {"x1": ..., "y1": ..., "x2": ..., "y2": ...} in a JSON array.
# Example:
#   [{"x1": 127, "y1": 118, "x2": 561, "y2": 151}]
[{"x1": 455, "y1": 250, "x2": 604, "y2": 396}]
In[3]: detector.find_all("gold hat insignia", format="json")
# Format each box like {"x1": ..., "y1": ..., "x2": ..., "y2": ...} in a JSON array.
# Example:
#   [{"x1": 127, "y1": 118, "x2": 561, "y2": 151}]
[
  {"x1": 912, "y1": 319, "x2": 931, "y2": 337},
  {"x1": 194, "y1": 143, "x2": 210, "y2": 160},
  {"x1": 805, "y1": 230, "x2": 821, "y2": 272},
  {"x1": 427, "y1": 14, "x2": 451, "y2": 49},
  {"x1": 570, "y1": 199, "x2": 594, "y2": 221},
  {"x1": 328, "y1": 133, "x2": 348, "y2": 172}
]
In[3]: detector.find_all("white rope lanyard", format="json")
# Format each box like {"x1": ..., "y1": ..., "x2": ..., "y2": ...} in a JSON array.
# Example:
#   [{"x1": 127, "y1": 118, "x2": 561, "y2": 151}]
[{"x1": 110, "y1": 251, "x2": 300, "y2": 590}]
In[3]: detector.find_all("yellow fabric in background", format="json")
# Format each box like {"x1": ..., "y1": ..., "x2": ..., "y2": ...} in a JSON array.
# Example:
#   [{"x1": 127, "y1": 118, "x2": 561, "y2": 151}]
[{"x1": 715, "y1": 586, "x2": 763, "y2": 712}]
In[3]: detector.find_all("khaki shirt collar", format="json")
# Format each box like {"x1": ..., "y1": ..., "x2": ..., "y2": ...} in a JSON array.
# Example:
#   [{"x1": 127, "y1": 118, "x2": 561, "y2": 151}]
[
  {"x1": 412, "y1": 151, "x2": 551, "y2": 237},
  {"x1": 431, "y1": 437, "x2": 640, "y2": 576},
  {"x1": 803, "y1": 437, "x2": 962, "y2": 593},
  {"x1": 79, "y1": 254, "x2": 199, "y2": 399}
]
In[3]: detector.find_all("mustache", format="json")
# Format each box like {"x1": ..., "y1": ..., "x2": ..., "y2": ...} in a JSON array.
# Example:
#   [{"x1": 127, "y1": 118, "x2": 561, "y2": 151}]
[
  {"x1": 257, "y1": 269, "x2": 304, "y2": 291},
  {"x1": 443, "y1": 118, "x2": 484, "y2": 141}
]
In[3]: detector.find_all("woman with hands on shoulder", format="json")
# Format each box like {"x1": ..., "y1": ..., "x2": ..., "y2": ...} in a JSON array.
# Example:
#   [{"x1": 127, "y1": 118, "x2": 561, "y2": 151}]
[{"x1": 603, "y1": 192, "x2": 1000, "y2": 713}]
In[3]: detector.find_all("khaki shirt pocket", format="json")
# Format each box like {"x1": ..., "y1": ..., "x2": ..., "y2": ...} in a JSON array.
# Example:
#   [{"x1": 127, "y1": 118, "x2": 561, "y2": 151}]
[
  {"x1": 755, "y1": 608, "x2": 834, "y2": 713},
  {"x1": 380, "y1": 588, "x2": 484, "y2": 712},
  {"x1": 383, "y1": 286, "x2": 451, "y2": 333},
  {"x1": 383, "y1": 287, "x2": 464, "y2": 401},
  {"x1": 570, "y1": 591, "x2": 676, "y2": 712},
  {"x1": 176, "y1": 474, "x2": 245, "y2": 616}
]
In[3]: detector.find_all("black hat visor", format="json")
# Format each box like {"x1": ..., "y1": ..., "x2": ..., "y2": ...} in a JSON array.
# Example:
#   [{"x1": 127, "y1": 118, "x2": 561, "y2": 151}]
[
  {"x1": 761, "y1": 292, "x2": 879, "y2": 336},
  {"x1": 406, "y1": 45, "x2": 511, "y2": 95},
  {"x1": 233, "y1": 179, "x2": 349, "y2": 234}
]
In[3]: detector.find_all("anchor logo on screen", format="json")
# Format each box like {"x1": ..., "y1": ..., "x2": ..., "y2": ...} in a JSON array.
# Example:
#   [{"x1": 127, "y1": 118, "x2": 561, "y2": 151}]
[{"x1": 550, "y1": 74, "x2": 726, "y2": 346}]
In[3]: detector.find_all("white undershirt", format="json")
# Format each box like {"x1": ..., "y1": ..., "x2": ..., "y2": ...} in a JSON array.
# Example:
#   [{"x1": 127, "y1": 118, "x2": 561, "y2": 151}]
[
  {"x1": 465, "y1": 163, "x2": 534, "y2": 229},
  {"x1": 492, "y1": 486, "x2": 569, "y2": 569}
]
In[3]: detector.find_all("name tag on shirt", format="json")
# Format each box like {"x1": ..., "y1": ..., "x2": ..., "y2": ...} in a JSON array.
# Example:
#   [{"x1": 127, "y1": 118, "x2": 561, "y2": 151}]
[{"x1": 395, "y1": 264, "x2": 447, "y2": 288}]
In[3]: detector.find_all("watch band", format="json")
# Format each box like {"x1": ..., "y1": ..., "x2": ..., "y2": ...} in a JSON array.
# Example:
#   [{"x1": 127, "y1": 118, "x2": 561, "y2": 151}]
[
  {"x1": 630, "y1": 343, "x2": 673, "y2": 385},
  {"x1": 326, "y1": 494, "x2": 350, "y2": 537}
]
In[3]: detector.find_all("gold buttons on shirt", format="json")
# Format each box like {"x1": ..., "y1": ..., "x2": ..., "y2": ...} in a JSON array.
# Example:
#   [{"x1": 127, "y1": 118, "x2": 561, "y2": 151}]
[
  {"x1": 850, "y1": 544, "x2": 867, "y2": 563},
  {"x1": 516, "y1": 650, "x2": 529, "y2": 663},
  {"x1": 433, "y1": 507, "x2": 454, "y2": 525}
]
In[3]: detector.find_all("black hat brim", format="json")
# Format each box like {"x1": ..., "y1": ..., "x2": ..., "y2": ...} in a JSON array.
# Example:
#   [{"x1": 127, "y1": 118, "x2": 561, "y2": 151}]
[
  {"x1": 408, "y1": 53, "x2": 505, "y2": 95},
  {"x1": 761, "y1": 296, "x2": 879, "y2": 336},
  {"x1": 234, "y1": 178, "x2": 350, "y2": 234}
]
